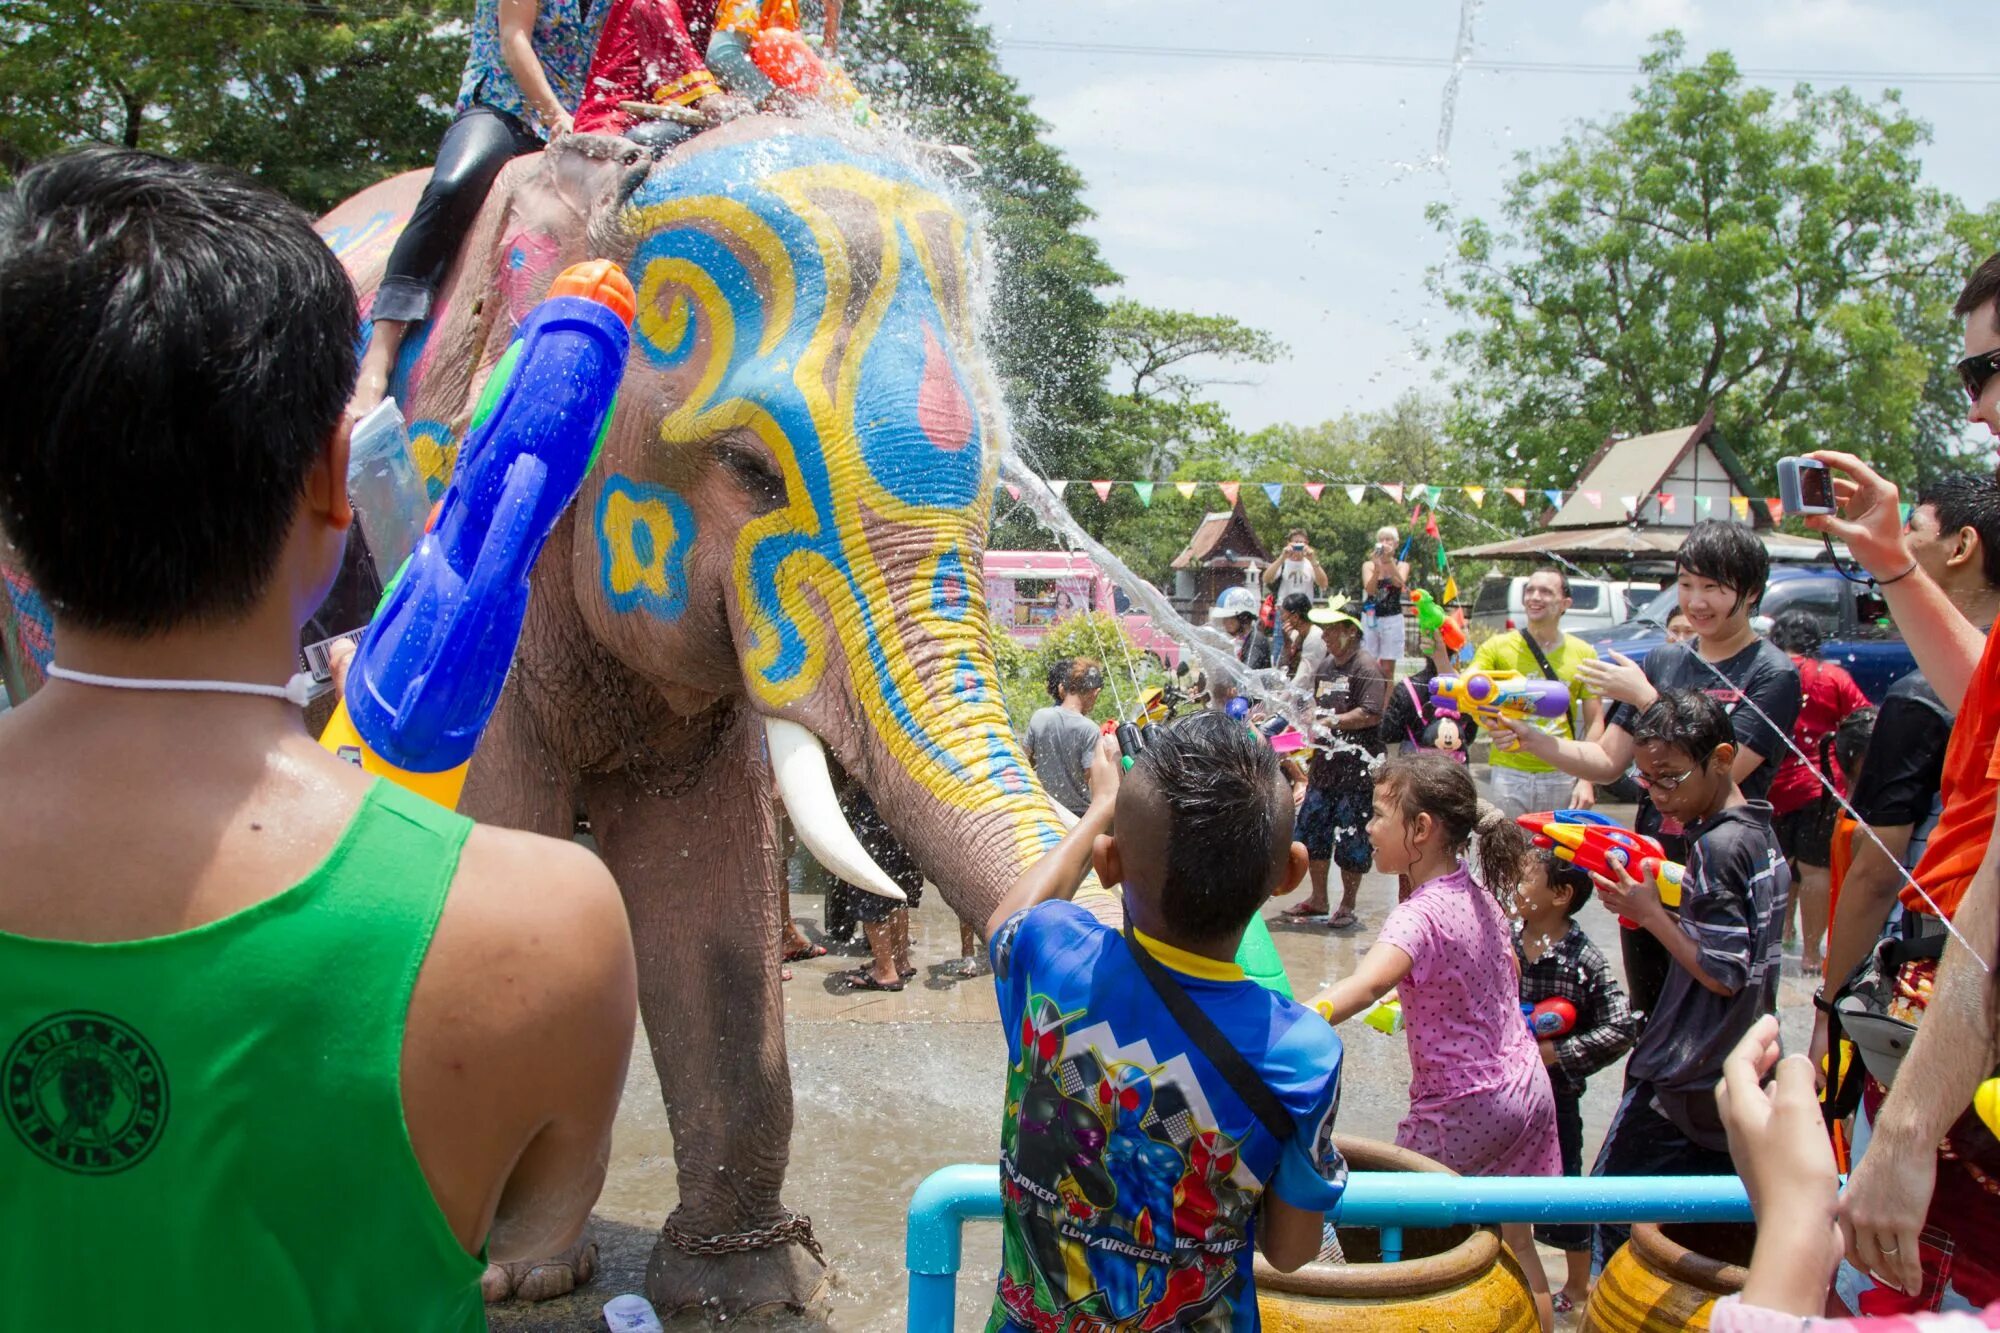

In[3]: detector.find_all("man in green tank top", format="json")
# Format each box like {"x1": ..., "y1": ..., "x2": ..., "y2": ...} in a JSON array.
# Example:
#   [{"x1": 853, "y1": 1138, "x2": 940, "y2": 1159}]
[{"x1": 0, "y1": 149, "x2": 638, "y2": 1328}]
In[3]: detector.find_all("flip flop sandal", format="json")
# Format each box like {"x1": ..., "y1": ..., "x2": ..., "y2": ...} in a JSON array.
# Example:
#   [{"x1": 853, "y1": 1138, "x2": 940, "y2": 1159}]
[
  {"x1": 782, "y1": 942, "x2": 829, "y2": 962},
  {"x1": 838, "y1": 968, "x2": 904, "y2": 992},
  {"x1": 1280, "y1": 902, "x2": 1330, "y2": 919},
  {"x1": 1328, "y1": 909, "x2": 1360, "y2": 930},
  {"x1": 1551, "y1": 1292, "x2": 1576, "y2": 1315},
  {"x1": 898, "y1": 965, "x2": 917, "y2": 980}
]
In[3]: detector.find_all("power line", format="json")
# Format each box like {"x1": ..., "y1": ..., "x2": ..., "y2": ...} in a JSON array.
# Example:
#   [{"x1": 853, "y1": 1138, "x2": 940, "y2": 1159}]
[{"x1": 994, "y1": 36, "x2": 2000, "y2": 88}]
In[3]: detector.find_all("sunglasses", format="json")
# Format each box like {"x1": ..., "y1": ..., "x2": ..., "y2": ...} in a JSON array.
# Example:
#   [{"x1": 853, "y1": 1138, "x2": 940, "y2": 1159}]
[{"x1": 1957, "y1": 348, "x2": 2000, "y2": 403}]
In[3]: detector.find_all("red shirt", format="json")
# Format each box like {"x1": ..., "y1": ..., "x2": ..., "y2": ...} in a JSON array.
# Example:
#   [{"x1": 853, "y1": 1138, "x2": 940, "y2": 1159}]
[
  {"x1": 1767, "y1": 656, "x2": 1870, "y2": 816},
  {"x1": 1906, "y1": 625, "x2": 2000, "y2": 916}
]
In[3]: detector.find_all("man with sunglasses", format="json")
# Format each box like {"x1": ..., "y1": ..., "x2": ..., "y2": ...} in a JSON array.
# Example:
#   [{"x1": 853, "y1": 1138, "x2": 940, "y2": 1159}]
[{"x1": 1799, "y1": 254, "x2": 2000, "y2": 1308}]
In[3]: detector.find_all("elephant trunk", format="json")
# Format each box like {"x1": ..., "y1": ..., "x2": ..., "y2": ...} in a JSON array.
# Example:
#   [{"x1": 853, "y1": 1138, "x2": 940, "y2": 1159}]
[{"x1": 784, "y1": 626, "x2": 1076, "y2": 933}]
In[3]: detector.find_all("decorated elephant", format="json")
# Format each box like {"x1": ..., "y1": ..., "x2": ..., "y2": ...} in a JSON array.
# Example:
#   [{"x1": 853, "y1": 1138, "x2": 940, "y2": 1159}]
[{"x1": 311, "y1": 118, "x2": 1083, "y2": 1313}]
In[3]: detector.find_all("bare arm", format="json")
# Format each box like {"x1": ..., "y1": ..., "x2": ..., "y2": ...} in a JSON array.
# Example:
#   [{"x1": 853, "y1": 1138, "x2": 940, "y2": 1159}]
[
  {"x1": 498, "y1": 0, "x2": 573, "y2": 135},
  {"x1": 1598, "y1": 865, "x2": 1737, "y2": 997},
  {"x1": 1263, "y1": 561, "x2": 1283, "y2": 588},
  {"x1": 1808, "y1": 450, "x2": 1983, "y2": 709},
  {"x1": 1840, "y1": 799, "x2": 2000, "y2": 1295},
  {"x1": 1820, "y1": 824, "x2": 1910, "y2": 996},
  {"x1": 1732, "y1": 744, "x2": 1773, "y2": 784},
  {"x1": 985, "y1": 735, "x2": 1119, "y2": 939},
  {"x1": 1310, "y1": 558, "x2": 1328, "y2": 592},
  {"x1": 1504, "y1": 714, "x2": 1634, "y2": 785},
  {"x1": 1304, "y1": 941, "x2": 1414, "y2": 1026},
  {"x1": 1259, "y1": 1194, "x2": 1326, "y2": 1272}
]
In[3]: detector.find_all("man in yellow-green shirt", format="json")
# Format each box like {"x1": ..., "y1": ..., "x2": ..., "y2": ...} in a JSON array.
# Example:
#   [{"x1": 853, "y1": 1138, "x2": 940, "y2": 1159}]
[{"x1": 1472, "y1": 566, "x2": 1603, "y2": 817}]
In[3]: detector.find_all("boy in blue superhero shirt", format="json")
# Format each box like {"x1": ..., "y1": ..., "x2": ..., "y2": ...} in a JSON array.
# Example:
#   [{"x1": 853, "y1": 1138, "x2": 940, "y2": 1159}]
[{"x1": 987, "y1": 713, "x2": 1347, "y2": 1331}]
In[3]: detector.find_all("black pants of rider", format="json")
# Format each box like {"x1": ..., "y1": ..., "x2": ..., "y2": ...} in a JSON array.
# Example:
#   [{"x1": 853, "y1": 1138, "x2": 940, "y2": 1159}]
[
  {"x1": 1589, "y1": 1078, "x2": 1735, "y2": 1273},
  {"x1": 372, "y1": 104, "x2": 545, "y2": 325}
]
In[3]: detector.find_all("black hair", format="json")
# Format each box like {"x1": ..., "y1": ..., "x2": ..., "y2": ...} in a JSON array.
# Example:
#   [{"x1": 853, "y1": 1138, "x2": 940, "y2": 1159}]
[
  {"x1": 1915, "y1": 471, "x2": 2000, "y2": 589},
  {"x1": 1129, "y1": 710, "x2": 1292, "y2": 941},
  {"x1": 1531, "y1": 847, "x2": 1594, "y2": 918},
  {"x1": 0, "y1": 147, "x2": 359, "y2": 634},
  {"x1": 1045, "y1": 657, "x2": 1071, "y2": 704},
  {"x1": 1063, "y1": 657, "x2": 1103, "y2": 696},
  {"x1": 1630, "y1": 688, "x2": 1735, "y2": 767},
  {"x1": 1954, "y1": 252, "x2": 2000, "y2": 333},
  {"x1": 1674, "y1": 519, "x2": 1770, "y2": 617},
  {"x1": 1768, "y1": 610, "x2": 1823, "y2": 658},
  {"x1": 1281, "y1": 592, "x2": 1313, "y2": 618},
  {"x1": 1834, "y1": 705, "x2": 1878, "y2": 778},
  {"x1": 1375, "y1": 753, "x2": 1529, "y2": 895},
  {"x1": 1528, "y1": 564, "x2": 1571, "y2": 598}
]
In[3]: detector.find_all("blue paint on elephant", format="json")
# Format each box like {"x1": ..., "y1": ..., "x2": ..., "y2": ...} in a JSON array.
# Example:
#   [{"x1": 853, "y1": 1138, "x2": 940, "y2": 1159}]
[
  {"x1": 597, "y1": 476, "x2": 697, "y2": 623},
  {"x1": 931, "y1": 549, "x2": 971, "y2": 622}
]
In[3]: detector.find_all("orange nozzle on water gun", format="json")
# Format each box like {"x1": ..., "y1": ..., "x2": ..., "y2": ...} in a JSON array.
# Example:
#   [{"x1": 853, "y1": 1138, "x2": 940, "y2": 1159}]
[{"x1": 1517, "y1": 810, "x2": 1685, "y2": 926}]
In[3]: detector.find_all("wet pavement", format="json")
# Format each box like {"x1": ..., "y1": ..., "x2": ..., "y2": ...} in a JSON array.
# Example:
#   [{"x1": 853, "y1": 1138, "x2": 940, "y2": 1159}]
[{"x1": 490, "y1": 796, "x2": 1818, "y2": 1332}]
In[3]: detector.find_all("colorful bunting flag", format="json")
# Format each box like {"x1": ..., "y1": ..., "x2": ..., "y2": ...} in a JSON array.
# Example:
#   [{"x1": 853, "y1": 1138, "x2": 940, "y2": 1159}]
[
  {"x1": 1463, "y1": 486, "x2": 1486, "y2": 508},
  {"x1": 1441, "y1": 576, "x2": 1459, "y2": 604},
  {"x1": 1619, "y1": 495, "x2": 1639, "y2": 515},
  {"x1": 1695, "y1": 495, "x2": 1713, "y2": 517},
  {"x1": 1218, "y1": 482, "x2": 1240, "y2": 505},
  {"x1": 1090, "y1": 480, "x2": 1114, "y2": 502},
  {"x1": 1424, "y1": 485, "x2": 1443, "y2": 506},
  {"x1": 1899, "y1": 502, "x2": 1914, "y2": 524},
  {"x1": 1583, "y1": 490, "x2": 1602, "y2": 509},
  {"x1": 1730, "y1": 495, "x2": 1751, "y2": 521},
  {"x1": 1764, "y1": 498, "x2": 1784, "y2": 523},
  {"x1": 1133, "y1": 481, "x2": 1154, "y2": 507},
  {"x1": 1263, "y1": 482, "x2": 1284, "y2": 507},
  {"x1": 1175, "y1": 481, "x2": 1199, "y2": 500},
  {"x1": 1004, "y1": 482, "x2": 1020, "y2": 500},
  {"x1": 1303, "y1": 482, "x2": 1325, "y2": 501},
  {"x1": 1380, "y1": 484, "x2": 1404, "y2": 502},
  {"x1": 1344, "y1": 485, "x2": 1366, "y2": 504},
  {"x1": 1658, "y1": 492, "x2": 1676, "y2": 514},
  {"x1": 1050, "y1": 480, "x2": 1069, "y2": 500},
  {"x1": 1504, "y1": 487, "x2": 1527, "y2": 506},
  {"x1": 1543, "y1": 489, "x2": 1563, "y2": 509}
]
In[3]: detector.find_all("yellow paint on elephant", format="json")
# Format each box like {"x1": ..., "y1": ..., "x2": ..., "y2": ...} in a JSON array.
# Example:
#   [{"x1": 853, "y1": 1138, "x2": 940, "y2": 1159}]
[
  {"x1": 409, "y1": 425, "x2": 458, "y2": 495},
  {"x1": 620, "y1": 149, "x2": 1060, "y2": 869},
  {"x1": 603, "y1": 486, "x2": 687, "y2": 606}
]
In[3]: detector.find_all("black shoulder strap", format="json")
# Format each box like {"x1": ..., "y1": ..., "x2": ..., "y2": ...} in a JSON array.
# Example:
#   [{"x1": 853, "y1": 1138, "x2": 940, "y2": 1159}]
[
  {"x1": 1519, "y1": 629, "x2": 1561, "y2": 683},
  {"x1": 1121, "y1": 924, "x2": 1294, "y2": 1142}
]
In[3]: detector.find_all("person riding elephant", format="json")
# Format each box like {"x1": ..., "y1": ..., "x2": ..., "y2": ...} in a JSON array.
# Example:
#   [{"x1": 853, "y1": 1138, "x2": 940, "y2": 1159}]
[{"x1": 313, "y1": 118, "x2": 1090, "y2": 1315}]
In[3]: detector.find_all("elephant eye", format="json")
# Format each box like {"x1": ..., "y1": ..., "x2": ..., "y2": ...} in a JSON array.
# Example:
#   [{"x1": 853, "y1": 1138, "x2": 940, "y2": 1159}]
[{"x1": 719, "y1": 442, "x2": 787, "y2": 514}]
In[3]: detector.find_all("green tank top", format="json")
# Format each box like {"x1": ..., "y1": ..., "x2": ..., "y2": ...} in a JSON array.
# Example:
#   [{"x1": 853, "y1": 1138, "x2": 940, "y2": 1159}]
[{"x1": 0, "y1": 781, "x2": 487, "y2": 1330}]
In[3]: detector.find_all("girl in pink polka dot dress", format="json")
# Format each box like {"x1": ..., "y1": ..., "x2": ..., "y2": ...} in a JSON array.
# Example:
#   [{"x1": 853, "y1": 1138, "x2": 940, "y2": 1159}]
[{"x1": 1309, "y1": 753, "x2": 1560, "y2": 1332}]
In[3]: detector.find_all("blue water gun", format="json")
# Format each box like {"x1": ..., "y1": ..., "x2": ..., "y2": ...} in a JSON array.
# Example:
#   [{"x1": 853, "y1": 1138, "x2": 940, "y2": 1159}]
[{"x1": 321, "y1": 260, "x2": 635, "y2": 806}]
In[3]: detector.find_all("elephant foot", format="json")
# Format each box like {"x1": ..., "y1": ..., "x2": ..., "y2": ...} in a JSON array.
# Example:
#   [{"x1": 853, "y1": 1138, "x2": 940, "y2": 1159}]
[
  {"x1": 481, "y1": 1236, "x2": 599, "y2": 1304},
  {"x1": 646, "y1": 1216, "x2": 830, "y2": 1319}
]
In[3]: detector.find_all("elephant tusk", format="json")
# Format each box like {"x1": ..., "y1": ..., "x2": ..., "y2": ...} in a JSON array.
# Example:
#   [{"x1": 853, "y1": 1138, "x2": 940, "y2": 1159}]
[{"x1": 763, "y1": 717, "x2": 908, "y2": 902}]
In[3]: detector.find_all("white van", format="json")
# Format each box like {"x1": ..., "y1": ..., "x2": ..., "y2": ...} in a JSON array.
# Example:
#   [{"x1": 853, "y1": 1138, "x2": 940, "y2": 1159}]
[{"x1": 1467, "y1": 574, "x2": 1660, "y2": 638}]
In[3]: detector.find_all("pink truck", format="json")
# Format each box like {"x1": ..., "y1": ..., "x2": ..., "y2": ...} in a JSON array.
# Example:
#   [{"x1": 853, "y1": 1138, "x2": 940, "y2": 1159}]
[{"x1": 982, "y1": 550, "x2": 1182, "y2": 669}]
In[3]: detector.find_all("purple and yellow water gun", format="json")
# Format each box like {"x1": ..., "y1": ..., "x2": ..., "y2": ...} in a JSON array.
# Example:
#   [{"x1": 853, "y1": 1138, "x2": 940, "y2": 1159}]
[{"x1": 1430, "y1": 670, "x2": 1570, "y2": 730}]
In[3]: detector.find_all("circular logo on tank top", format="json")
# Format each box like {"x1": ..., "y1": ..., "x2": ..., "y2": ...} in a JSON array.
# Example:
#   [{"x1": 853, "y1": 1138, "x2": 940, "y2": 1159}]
[{"x1": 5, "y1": 1011, "x2": 169, "y2": 1175}]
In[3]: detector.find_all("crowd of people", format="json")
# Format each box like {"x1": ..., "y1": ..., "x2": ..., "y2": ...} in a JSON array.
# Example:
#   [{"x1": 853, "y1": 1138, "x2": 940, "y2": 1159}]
[{"x1": 5, "y1": 119, "x2": 2000, "y2": 1333}]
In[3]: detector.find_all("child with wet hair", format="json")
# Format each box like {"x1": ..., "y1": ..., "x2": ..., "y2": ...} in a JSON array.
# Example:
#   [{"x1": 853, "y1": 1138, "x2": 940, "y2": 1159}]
[
  {"x1": 982, "y1": 712, "x2": 1349, "y2": 1328},
  {"x1": 1308, "y1": 754, "x2": 1559, "y2": 1332},
  {"x1": 1513, "y1": 848, "x2": 1637, "y2": 1314}
]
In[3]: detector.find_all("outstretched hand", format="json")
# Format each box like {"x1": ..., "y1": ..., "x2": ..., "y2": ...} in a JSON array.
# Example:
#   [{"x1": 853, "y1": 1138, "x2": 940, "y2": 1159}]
[
  {"x1": 1576, "y1": 651, "x2": 1652, "y2": 708},
  {"x1": 1804, "y1": 451, "x2": 1914, "y2": 578}
]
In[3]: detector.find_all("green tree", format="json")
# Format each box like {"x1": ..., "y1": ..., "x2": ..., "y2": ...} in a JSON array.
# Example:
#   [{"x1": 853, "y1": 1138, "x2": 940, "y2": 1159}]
[
  {"x1": 1428, "y1": 32, "x2": 2000, "y2": 488},
  {"x1": 1100, "y1": 298, "x2": 1285, "y2": 478},
  {"x1": 844, "y1": 0, "x2": 1117, "y2": 481},
  {"x1": 0, "y1": 0, "x2": 465, "y2": 211}
]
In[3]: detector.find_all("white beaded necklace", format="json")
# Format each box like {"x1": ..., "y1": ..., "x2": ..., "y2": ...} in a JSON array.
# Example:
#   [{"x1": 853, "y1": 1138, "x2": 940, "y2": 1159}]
[{"x1": 46, "y1": 663, "x2": 317, "y2": 708}]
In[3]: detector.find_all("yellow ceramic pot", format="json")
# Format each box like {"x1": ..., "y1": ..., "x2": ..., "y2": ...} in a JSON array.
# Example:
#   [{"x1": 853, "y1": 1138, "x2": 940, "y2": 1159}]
[
  {"x1": 1581, "y1": 1221, "x2": 1752, "y2": 1332},
  {"x1": 1256, "y1": 1136, "x2": 1539, "y2": 1333}
]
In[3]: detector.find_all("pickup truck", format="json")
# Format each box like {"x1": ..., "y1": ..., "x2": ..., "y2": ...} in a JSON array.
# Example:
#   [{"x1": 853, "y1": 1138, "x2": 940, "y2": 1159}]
[{"x1": 1589, "y1": 565, "x2": 1916, "y2": 702}]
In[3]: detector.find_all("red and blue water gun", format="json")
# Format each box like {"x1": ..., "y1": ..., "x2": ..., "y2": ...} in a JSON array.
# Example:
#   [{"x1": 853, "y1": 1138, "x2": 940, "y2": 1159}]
[{"x1": 1517, "y1": 809, "x2": 1686, "y2": 927}]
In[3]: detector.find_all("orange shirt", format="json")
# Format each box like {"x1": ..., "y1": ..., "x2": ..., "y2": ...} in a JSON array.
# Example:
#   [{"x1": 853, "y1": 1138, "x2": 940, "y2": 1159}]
[
  {"x1": 1906, "y1": 623, "x2": 2000, "y2": 916},
  {"x1": 1828, "y1": 813, "x2": 1858, "y2": 934}
]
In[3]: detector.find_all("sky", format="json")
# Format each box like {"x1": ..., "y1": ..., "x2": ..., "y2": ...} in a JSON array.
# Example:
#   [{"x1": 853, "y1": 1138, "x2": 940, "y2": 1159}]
[{"x1": 965, "y1": 0, "x2": 1997, "y2": 435}]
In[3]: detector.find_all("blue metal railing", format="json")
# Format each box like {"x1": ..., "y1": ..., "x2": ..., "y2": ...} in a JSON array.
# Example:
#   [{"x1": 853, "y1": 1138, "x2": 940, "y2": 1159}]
[{"x1": 905, "y1": 1165, "x2": 1753, "y2": 1331}]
